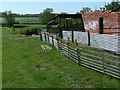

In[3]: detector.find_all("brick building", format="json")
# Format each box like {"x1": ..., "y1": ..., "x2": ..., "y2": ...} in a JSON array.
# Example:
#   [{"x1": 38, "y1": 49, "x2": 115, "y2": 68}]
[{"x1": 82, "y1": 11, "x2": 120, "y2": 35}]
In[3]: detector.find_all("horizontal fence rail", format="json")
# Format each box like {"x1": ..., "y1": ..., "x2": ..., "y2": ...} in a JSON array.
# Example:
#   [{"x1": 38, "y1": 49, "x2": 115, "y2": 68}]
[{"x1": 40, "y1": 32, "x2": 120, "y2": 79}]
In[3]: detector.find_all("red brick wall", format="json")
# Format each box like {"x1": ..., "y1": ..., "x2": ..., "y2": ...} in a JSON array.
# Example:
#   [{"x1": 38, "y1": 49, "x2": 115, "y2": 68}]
[{"x1": 82, "y1": 11, "x2": 120, "y2": 35}]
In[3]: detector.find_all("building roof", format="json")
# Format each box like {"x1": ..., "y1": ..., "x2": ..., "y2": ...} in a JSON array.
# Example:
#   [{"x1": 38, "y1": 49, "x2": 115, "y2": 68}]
[{"x1": 47, "y1": 14, "x2": 82, "y2": 25}]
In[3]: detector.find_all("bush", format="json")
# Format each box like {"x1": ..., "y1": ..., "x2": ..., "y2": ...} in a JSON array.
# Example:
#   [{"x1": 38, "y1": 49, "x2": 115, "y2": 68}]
[
  {"x1": 4, "y1": 11, "x2": 15, "y2": 27},
  {"x1": 13, "y1": 27, "x2": 38, "y2": 35}
]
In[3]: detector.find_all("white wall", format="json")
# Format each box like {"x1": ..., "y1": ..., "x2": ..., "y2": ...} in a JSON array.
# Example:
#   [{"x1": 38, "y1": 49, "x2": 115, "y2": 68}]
[{"x1": 63, "y1": 31, "x2": 120, "y2": 53}]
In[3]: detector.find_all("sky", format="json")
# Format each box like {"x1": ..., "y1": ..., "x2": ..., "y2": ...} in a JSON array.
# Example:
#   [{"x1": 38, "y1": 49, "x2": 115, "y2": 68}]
[{"x1": 0, "y1": 0, "x2": 113, "y2": 14}]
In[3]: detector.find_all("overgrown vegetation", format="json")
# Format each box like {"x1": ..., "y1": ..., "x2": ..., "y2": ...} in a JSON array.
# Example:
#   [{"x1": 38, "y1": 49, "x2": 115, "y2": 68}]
[
  {"x1": 80, "y1": 7, "x2": 91, "y2": 13},
  {"x1": 12, "y1": 27, "x2": 38, "y2": 35},
  {"x1": 100, "y1": 0, "x2": 120, "y2": 11}
]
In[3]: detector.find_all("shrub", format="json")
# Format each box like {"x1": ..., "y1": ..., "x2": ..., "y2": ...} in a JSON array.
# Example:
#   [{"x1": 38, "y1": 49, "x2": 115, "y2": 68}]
[
  {"x1": 4, "y1": 11, "x2": 15, "y2": 27},
  {"x1": 13, "y1": 27, "x2": 38, "y2": 35}
]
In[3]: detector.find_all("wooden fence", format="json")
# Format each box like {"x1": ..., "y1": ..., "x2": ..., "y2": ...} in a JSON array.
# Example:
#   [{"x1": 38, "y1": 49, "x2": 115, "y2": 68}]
[{"x1": 40, "y1": 32, "x2": 120, "y2": 79}]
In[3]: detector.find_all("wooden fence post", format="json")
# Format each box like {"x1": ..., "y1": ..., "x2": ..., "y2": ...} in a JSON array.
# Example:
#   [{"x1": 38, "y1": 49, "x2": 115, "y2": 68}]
[
  {"x1": 58, "y1": 17, "x2": 63, "y2": 39},
  {"x1": 99, "y1": 17, "x2": 104, "y2": 34},
  {"x1": 72, "y1": 29, "x2": 74, "y2": 42},
  {"x1": 52, "y1": 35, "x2": 54, "y2": 46},
  {"x1": 87, "y1": 31, "x2": 90, "y2": 46},
  {"x1": 75, "y1": 39, "x2": 80, "y2": 65},
  {"x1": 44, "y1": 32, "x2": 47, "y2": 42},
  {"x1": 56, "y1": 33, "x2": 59, "y2": 49},
  {"x1": 67, "y1": 37, "x2": 70, "y2": 57},
  {"x1": 56, "y1": 37, "x2": 60, "y2": 51},
  {"x1": 59, "y1": 28, "x2": 63, "y2": 39},
  {"x1": 40, "y1": 31, "x2": 42, "y2": 41},
  {"x1": 47, "y1": 33, "x2": 49, "y2": 43}
]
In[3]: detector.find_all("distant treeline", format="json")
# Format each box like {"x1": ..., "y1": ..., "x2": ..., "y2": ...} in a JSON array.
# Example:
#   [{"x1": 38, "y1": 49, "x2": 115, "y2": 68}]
[{"x1": 0, "y1": 12, "x2": 40, "y2": 18}]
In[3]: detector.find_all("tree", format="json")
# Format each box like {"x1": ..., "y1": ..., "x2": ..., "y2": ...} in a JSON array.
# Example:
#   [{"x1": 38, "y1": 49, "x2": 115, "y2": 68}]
[
  {"x1": 76, "y1": 12, "x2": 80, "y2": 14},
  {"x1": 60, "y1": 12, "x2": 68, "y2": 14},
  {"x1": 39, "y1": 8, "x2": 55, "y2": 24},
  {"x1": 100, "y1": 7, "x2": 105, "y2": 11},
  {"x1": 100, "y1": 0, "x2": 120, "y2": 11},
  {"x1": 80, "y1": 7, "x2": 91, "y2": 13},
  {"x1": 4, "y1": 11, "x2": 15, "y2": 27}
]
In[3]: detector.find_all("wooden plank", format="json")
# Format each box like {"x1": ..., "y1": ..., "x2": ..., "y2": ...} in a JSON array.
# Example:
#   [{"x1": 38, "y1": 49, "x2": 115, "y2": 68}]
[
  {"x1": 104, "y1": 63, "x2": 120, "y2": 69},
  {"x1": 81, "y1": 63, "x2": 104, "y2": 73},
  {"x1": 81, "y1": 52, "x2": 120, "y2": 64},
  {"x1": 104, "y1": 66, "x2": 120, "y2": 73},
  {"x1": 81, "y1": 56, "x2": 102, "y2": 64},
  {"x1": 81, "y1": 56, "x2": 120, "y2": 72},
  {"x1": 104, "y1": 72, "x2": 120, "y2": 79},
  {"x1": 79, "y1": 48, "x2": 119, "y2": 58},
  {"x1": 81, "y1": 58, "x2": 103, "y2": 67},
  {"x1": 62, "y1": 49, "x2": 78, "y2": 58},
  {"x1": 62, "y1": 45, "x2": 76, "y2": 52},
  {"x1": 105, "y1": 69, "x2": 120, "y2": 76},
  {"x1": 62, "y1": 47, "x2": 78, "y2": 57}
]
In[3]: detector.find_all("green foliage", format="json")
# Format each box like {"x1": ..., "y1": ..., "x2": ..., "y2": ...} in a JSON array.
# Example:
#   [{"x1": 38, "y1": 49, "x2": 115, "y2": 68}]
[
  {"x1": 39, "y1": 8, "x2": 56, "y2": 24},
  {"x1": 60, "y1": 18, "x2": 84, "y2": 31},
  {"x1": 80, "y1": 7, "x2": 91, "y2": 13},
  {"x1": 76, "y1": 12, "x2": 80, "y2": 14},
  {"x1": 13, "y1": 27, "x2": 37, "y2": 35},
  {"x1": 100, "y1": 0, "x2": 120, "y2": 11},
  {"x1": 4, "y1": 11, "x2": 15, "y2": 27},
  {"x1": 60, "y1": 12, "x2": 68, "y2": 14}
]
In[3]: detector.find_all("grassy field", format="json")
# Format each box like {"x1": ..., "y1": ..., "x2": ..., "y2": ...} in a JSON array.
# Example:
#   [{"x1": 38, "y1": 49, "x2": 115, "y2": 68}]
[
  {"x1": 2, "y1": 27, "x2": 120, "y2": 88},
  {"x1": 15, "y1": 17, "x2": 40, "y2": 23},
  {"x1": 0, "y1": 17, "x2": 40, "y2": 23}
]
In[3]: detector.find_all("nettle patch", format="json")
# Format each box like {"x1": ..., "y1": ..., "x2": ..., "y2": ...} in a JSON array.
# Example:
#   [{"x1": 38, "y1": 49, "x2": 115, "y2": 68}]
[{"x1": 35, "y1": 44, "x2": 52, "y2": 53}]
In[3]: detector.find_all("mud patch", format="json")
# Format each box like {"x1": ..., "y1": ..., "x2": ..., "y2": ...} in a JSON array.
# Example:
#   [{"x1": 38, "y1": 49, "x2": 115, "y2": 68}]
[{"x1": 9, "y1": 34, "x2": 39, "y2": 40}]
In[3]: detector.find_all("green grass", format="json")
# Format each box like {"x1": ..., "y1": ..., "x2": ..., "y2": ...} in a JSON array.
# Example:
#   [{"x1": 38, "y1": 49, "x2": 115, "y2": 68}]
[
  {"x1": 0, "y1": 17, "x2": 40, "y2": 23},
  {"x1": 2, "y1": 27, "x2": 120, "y2": 88},
  {"x1": 15, "y1": 17, "x2": 40, "y2": 23}
]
